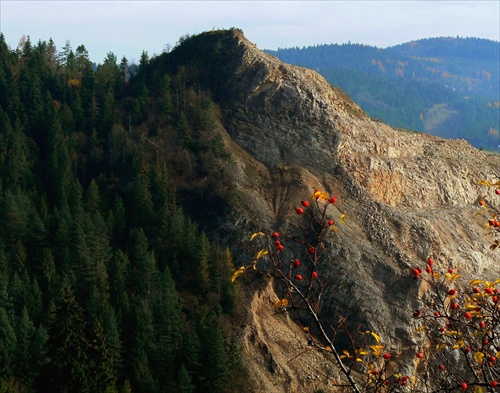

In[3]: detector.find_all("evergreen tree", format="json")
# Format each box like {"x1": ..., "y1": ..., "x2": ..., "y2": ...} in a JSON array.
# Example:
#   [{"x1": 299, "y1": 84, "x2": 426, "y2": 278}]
[
  {"x1": 85, "y1": 179, "x2": 101, "y2": 213},
  {"x1": 196, "y1": 232, "x2": 211, "y2": 294},
  {"x1": 130, "y1": 166, "x2": 154, "y2": 229},
  {"x1": 84, "y1": 210, "x2": 111, "y2": 319},
  {"x1": 156, "y1": 267, "x2": 183, "y2": 390},
  {"x1": 160, "y1": 73, "x2": 174, "y2": 119},
  {"x1": 178, "y1": 364, "x2": 195, "y2": 393},
  {"x1": 101, "y1": 306, "x2": 123, "y2": 382},
  {"x1": 87, "y1": 319, "x2": 117, "y2": 392},
  {"x1": 46, "y1": 115, "x2": 73, "y2": 207},
  {"x1": 181, "y1": 328, "x2": 201, "y2": 385},
  {"x1": 0, "y1": 110, "x2": 32, "y2": 190},
  {"x1": 13, "y1": 306, "x2": 37, "y2": 385},
  {"x1": 201, "y1": 321, "x2": 229, "y2": 393},
  {"x1": 107, "y1": 250, "x2": 130, "y2": 316},
  {"x1": 108, "y1": 196, "x2": 127, "y2": 246},
  {"x1": 0, "y1": 189, "x2": 30, "y2": 247},
  {"x1": 131, "y1": 297, "x2": 158, "y2": 393},
  {"x1": 43, "y1": 286, "x2": 91, "y2": 393},
  {"x1": 0, "y1": 306, "x2": 16, "y2": 379}
]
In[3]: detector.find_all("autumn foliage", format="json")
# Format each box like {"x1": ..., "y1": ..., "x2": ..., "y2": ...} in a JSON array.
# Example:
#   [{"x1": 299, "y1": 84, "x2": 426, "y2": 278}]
[{"x1": 234, "y1": 182, "x2": 500, "y2": 392}]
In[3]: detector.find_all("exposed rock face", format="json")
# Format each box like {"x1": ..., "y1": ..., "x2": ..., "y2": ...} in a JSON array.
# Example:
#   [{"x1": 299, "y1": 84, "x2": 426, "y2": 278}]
[{"x1": 171, "y1": 30, "x2": 500, "y2": 391}]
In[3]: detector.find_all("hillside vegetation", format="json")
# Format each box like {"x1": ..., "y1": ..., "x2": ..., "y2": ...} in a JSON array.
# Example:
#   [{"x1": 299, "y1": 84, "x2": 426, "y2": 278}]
[
  {"x1": 0, "y1": 33, "x2": 247, "y2": 393},
  {"x1": 0, "y1": 28, "x2": 499, "y2": 393},
  {"x1": 266, "y1": 37, "x2": 500, "y2": 151}
]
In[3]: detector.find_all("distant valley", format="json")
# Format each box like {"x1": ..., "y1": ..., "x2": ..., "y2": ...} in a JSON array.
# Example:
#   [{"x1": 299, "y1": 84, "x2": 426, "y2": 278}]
[{"x1": 266, "y1": 37, "x2": 500, "y2": 151}]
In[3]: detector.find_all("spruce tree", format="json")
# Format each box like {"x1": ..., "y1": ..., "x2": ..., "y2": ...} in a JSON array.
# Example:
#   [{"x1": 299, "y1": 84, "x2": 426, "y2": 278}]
[
  {"x1": 44, "y1": 286, "x2": 91, "y2": 393},
  {"x1": 0, "y1": 306, "x2": 16, "y2": 379},
  {"x1": 156, "y1": 267, "x2": 183, "y2": 389}
]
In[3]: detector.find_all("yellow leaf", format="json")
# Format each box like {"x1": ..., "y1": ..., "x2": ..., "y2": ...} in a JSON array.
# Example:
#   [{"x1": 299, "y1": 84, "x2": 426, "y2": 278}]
[
  {"x1": 370, "y1": 331, "x2": 381, "y2": 343},
  {"x1": 358, "y1": 350, "x2": 369, "y2": 356},
  {"x1": 443, "y1": 330, "x2": 462, "y2": 337},
  {"x1": 452, "y1": 340, "x2": 464, "y2": 350},
  {"x1": 445, "y1": 272, "x2": 461, "y2": 282},
  {"x1": 470, "y1": 280, "x2": 484, "y2": 286},
  {"x1": 475, "y1": 352, "x2": 484, "y2": 364},
  {"x1": 339, "y1": 213, "x2": 346, "y2": 224},
  {"x1": 250, "y1": 232, "x2": 265, "y2": 241},
  {"x1": 231, "y1": 266, "x2": 246, "y2": 283},
  {"x1": 436, "y1": 343, "x2": 447, "y2": 351},
  {"x1": 415, "y1": 326, "x2": 426, "y2": 333},
  {"x1": 281, "y1": 298, "x2": 289, "y2": 307},
  {"x1": 273, "y1": 299, "x2": 282, "y2": 309},
  {"x1": 255, "y1": 249, "x2": 268, "y2": 259},
  {"x1": 325, "y1": 346, "x2": 333, "y2": 352},
  {"x1": 355, "y1": 358, "x2": 364, "y2": 363},
  {"x1": 342, "y1": 350, "x2": 351, "y2": 358},
  {"x1": 311, "y1": 190, "x2": 328, "y2": 201},
  {"x1": 475, "y1": 386, "x2": 483, "y2": 393},
  {"x1": 303, "y1": 326, "x2": 310, "y2": 333},
  {"x1": 370, "y1": 345, "x2": 384, "y2": 357}
]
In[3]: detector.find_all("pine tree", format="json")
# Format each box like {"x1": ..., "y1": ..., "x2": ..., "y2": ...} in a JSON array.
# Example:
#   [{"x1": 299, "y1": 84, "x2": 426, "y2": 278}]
[
  {"x1": 101, "y1": 306, "x2": 123, "y2": 382},
  {"x1": 213, "y1": 246, "x2": 236, "y2": 313},
  {"x1": 196, "y1": 232, "x2": 211, "y2": 294},
  {"x1": 181, "y1": 328, "x2": 201, "y2": 385},
  {"x1": 107, "y1": 250, "x2": 130, "y2": 317},
  {"x1": 0, "y1": 110, "x2": 32, "y2": 190},
  {"x1": 85, "y1": 179, "x2": 101, "y2": 213},
  {"x1": 156, "y1": 267, "x2": 183, "y2": 390},
  {"x1": 131, "y1": 229, "x2": 158, "y2": 301},
  {"x1": 13, "y1": 306, "x2": 36, "y2": 385},
  {"x1": 43, "y1": 286, "x2": 91, "y2": 393},
  {"x1": 160, "y1": 74, "x2": 174, "y2": 120},
  {"x1": 201, "y1": 321, "x2": 229, "y2": 393},
  {"x1": 84, "y1": 210, "x2": 111, "y2": 320},
  {"x1": 131, "y1": 297, "x2": 158, "y2": 393},
  {"x1": 40, "y1": 248, "x2": 60, "y2": 304},
  {"x1": 87, "y1": 319, "x2": 117, "y2": 392},
  {"x1": 47, "y1": 115, "x2": 73, "y2": 207},
  {"x1": 0, "y1": 189, "x2": 30, "y2": 246},
  {"x1": 130, "y1": 167, "x2": 154, "y2": 229},
  {"x1": 53, "y1": 206, "x2": 74, "y2": 276},
  {"x1": 0, "y1": 306, "x2": 16, "y2": 379},
  {"x1": 108, "y1": 196, "x2": 127, "y2": 247},
  {"x1": 178, "y1": 364, "x2": 195, "y2": 393}
]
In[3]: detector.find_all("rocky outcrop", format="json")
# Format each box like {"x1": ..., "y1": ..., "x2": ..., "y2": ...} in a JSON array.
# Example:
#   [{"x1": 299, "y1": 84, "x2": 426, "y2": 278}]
[{"x1": 170, "y1": 29, "x2": 500, "y2": 391}]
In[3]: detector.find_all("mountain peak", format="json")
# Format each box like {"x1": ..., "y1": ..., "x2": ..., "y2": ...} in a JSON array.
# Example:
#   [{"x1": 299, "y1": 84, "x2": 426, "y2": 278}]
[{"x1": 163, "y1": 30, "x2": 500, "y2": 390}]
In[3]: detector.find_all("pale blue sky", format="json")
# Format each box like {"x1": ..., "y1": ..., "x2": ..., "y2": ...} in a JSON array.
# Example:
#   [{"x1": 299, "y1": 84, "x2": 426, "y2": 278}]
[{"x1": 1, "y1": 1, "x2": 499, "y2": 64}]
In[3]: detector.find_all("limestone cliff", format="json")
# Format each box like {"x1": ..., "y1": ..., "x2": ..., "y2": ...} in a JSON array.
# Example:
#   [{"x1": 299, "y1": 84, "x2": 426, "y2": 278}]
[{"x1": 169, "y1": 29, "x2": 500, "y2": 392}]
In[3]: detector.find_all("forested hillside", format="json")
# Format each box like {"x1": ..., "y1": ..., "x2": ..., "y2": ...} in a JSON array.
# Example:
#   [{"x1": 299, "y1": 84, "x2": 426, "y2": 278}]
[
  {"x1": 266, "y1": 37, "x2": 500, "y2": 151},
  {"x1": 0, "y1": 34, "x2": 246, "y2": 393}
]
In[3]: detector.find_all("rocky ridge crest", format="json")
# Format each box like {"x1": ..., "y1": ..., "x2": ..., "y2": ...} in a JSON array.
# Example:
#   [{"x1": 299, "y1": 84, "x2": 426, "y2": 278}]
[{"x1": 171, "y1": 29, "x2": 500, "y2": 391}]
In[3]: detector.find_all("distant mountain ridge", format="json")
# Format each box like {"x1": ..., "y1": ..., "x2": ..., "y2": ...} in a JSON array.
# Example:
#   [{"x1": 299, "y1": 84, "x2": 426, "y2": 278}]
[
  {"x1": 265, "y1": 37, "x2": 500, "y2": 151},
  {"x1": 388, "y1": 37, "x2": 499, "y2": 61}
]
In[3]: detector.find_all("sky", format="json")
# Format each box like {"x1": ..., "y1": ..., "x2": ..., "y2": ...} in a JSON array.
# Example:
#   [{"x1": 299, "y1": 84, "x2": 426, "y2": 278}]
[{"x1": 1, "y1": 1, "x2": 499, "y2": 64}]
